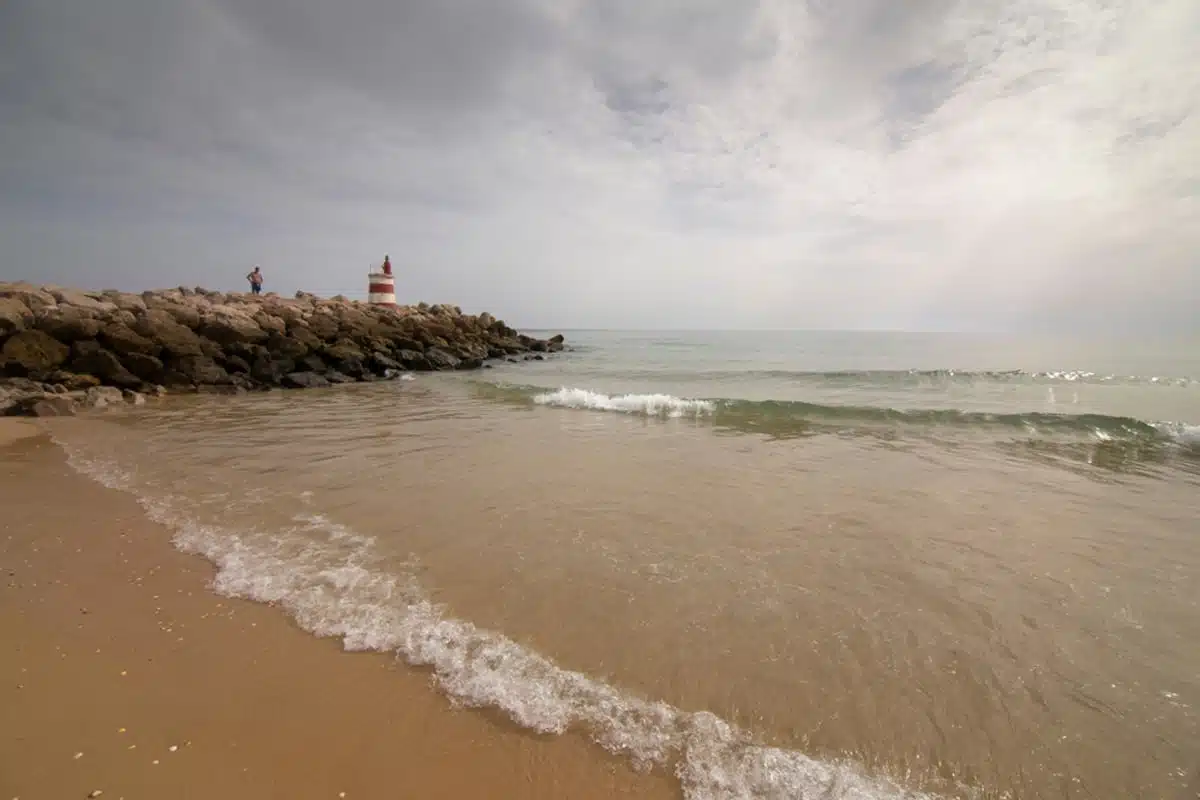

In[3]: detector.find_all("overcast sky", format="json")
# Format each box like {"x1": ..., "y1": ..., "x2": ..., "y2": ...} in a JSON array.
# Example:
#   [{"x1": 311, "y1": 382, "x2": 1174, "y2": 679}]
[{"x1": 1, "y1": 0, "x2": 1196, "y2": 331}]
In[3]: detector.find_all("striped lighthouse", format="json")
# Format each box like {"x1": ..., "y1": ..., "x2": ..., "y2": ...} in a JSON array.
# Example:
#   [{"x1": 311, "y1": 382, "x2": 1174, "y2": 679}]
[{"x1": 367, "y1": 254, "x2": 396, "y2": 308}]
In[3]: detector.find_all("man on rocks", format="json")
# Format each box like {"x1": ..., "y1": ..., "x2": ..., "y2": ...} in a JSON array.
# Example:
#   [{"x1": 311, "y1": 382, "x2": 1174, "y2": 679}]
[{"x1": 247, "y1": 266, "x2": 264, "y2": 295}]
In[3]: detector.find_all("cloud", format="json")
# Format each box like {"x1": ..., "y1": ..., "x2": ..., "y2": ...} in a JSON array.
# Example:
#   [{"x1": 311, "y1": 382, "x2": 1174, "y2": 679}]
[{"x1": 0, "y1": 0, "x2": 1196, "y2": 331}]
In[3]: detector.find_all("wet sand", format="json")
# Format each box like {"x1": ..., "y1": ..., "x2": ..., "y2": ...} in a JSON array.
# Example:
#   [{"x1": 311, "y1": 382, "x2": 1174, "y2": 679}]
[{"x1": 0, "y1": 425, "x2": 678, "y2": 800}]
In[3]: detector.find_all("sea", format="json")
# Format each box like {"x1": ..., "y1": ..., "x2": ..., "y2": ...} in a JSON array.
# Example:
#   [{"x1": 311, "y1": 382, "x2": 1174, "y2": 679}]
[{"x1": 51, "y1": 330, "x2": 1200, "y2": 799}]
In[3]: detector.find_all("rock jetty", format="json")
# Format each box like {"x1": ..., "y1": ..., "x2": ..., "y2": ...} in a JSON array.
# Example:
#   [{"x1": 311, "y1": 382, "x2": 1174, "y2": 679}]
[{"x1": 0, "y1": 283, "x2": 564, "y2": 416}]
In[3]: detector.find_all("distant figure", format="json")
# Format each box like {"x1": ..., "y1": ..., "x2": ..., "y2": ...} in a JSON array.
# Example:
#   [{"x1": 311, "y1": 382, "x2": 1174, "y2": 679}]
[
  {"x1": 382, "y1": 254, "x2": 392, "y2": 276},
  {"x1": 247, "y1": 265, "x2": 263, "y2": 295}
]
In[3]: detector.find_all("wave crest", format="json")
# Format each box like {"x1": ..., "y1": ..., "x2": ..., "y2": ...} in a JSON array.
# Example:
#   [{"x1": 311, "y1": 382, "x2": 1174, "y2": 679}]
[{"x1": 534, "y1": 387, "x2": 715, "y2": 417}]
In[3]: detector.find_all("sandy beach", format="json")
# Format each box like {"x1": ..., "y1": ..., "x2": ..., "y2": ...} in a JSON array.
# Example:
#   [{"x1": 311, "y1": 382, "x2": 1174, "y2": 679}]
[{"x1": 0, "y1": 420, "x2": 677, "y2": 800}]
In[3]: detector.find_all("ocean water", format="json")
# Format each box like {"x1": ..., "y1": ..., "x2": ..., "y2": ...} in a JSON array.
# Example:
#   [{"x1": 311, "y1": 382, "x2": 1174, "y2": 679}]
[{"x1": 51, "y1": 331, "x2": 1200, "y2": 799}]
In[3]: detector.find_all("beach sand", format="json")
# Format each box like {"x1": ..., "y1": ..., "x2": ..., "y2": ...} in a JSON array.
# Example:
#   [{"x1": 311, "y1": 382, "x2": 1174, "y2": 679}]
[{"x1": 0, "y1": 422, "x2": 678, "y2": 800}]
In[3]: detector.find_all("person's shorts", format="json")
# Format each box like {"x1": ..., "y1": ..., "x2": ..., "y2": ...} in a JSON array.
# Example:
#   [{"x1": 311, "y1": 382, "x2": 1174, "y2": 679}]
[{"x1": 251, "y1": 284, "x2": 262, "y2": 294}]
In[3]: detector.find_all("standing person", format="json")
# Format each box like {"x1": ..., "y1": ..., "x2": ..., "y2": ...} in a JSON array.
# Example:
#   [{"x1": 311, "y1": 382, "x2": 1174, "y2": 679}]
[{"x1": 247, "y1": 265, "x2": 263, "y2": 295}]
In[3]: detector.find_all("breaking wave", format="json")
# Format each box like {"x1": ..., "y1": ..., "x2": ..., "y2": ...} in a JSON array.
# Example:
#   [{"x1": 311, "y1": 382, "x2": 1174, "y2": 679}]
[
  {"x1": 503, "y1": 384, "x2": 1197, "y2": 446},
  {"x1": 56, "y1": 439, "x2": 938, "y2": 800},
  {"x1": 533, "y1": 387, "x2": 715, "y2": 417}
]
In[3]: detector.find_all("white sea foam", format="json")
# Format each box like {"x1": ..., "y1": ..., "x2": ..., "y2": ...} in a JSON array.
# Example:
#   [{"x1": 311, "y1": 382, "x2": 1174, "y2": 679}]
[
  {"x1": 1155, "y1": 422, "x2": 1200, "y2": 447},
  {"x1": 534, "y1": 387, "x2": 715, "y2": 418},
  {"x1": 58, "y1": 440, "x2": 935, "y2": 800}
]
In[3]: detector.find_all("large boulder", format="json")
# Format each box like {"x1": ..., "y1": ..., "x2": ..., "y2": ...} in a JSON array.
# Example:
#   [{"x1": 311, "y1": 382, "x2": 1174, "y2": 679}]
[
  {"x1": 1, "y1": 330, "x2": 70, "y2": 376},
  {"x1": 49, "y1": 288, "x2": 116, "y2": 314},
  {"x1": 253, "y1": 312, "x2": 287, "y2": 336},
  {"x1": 250, "y1": 355, "x2": 289, "y2": 386},
  {"x1": 120, "y1": 352, "x2": 166, "y2": 384},
  {"x1": 8, "y1": 394, "x2": 76, "y2": 417},
  {"x1": 397, "y1": 350, "x2": 432, "y2": 371},
  {"x1": 305, "y1": 312, "x2": 340, "y2": 341},
  {"x1": 282, "y1": 371, "x2": 329, "y2": 389},
  {"x1": 104, "y1": 292, "x2": 148, "y2": 314},
  {"x1": 133, "y1": 310, "x2": 204, "y2": 357},
  {"x1": 424, "y1": 347, "x2": 461, "y2": 371},
  {"x1": 143, "y1": 295, "x2": 204, "y2": 328},
  {"x1": 0, "y1": 379, "x2": 47, "y2": 415},
  {"x1": 322, "y1": 341, "x2": 366, "y2": 378},
  {"x1": 83, "y1": 385, "x2": 126, "y2": 410},
  {"x1": 0, "y1": 283, "x2": 57, "y2": 313},
  {"x1": 99, "y1": 322, "x2": 160, "y2": 356},
  {"x1": 33, "y1": 306, "x2": 104, "y2": 342},
  {"x1": 200, "y1": 306, "x2": 268, "y2": 346},
  {"x1": 67, "y1": 341, "x2": 142, "y2": 389},
  {"x1": 0, "y1": 297, "x2": 32, "y2": 335},
  {"x1": 166, "y1": 355, "x2": 231, "y2": 386}
]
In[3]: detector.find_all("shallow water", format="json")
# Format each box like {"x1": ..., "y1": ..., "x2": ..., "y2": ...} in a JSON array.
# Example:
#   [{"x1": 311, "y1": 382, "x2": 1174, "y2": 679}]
[{"x1": 52, "y1": 331, "x2": 1200, "y2": 798}]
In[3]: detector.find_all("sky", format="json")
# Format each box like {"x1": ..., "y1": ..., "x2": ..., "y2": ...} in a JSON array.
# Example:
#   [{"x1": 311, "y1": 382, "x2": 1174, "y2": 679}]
[{"x1": 0, "y1": 0, "x2": 1197, "y2": 332}]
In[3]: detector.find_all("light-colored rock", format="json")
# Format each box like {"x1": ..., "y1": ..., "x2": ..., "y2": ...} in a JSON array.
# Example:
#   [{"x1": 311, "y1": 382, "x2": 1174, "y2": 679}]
[
  {"x1": 0, "y1": 297, "x2": 33, "y2": 335},
  {"x1": 0, "y1": 283, "x2": 57, "y2": 312},
  {"x1": 84, "y1": 385, "x2": 125, "y2": 409},
  {"x1": 122, "y1": 389, "x2": 147, "y2": 406},
  {"x1": 105, "y1": 292, "x2": 148, "y2": 313},
  {"x1": 253, "y1": 312, "x2": 287, "y2": 335},
  {"x1": 19, "y1": 394, "x2": 77, "y2": 417},
  {"x1": 33, "y1": 306, "x2": 104, "y2": 341},
  {"x1": 200, "y1": 305, "x2": 267, "y2": 345},
  {"x1": 133, "y1": 310, "x2": 204, "y2": 357},
  {"x1": 50, "y1": 288, "x2": 117, "y2": 314}
]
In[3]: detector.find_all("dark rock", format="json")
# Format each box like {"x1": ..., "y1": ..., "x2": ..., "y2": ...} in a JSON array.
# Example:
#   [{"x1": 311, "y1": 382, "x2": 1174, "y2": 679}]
[
  {"x1": 1, "y1": 330, "x2": 71, "y2": 376},
  {"x1": 368, "y1": 351, "x2": 402, "y2": 372},
  {"x1": 425, "y1": 347, "x2": 461, "y2": 371},
  {"x1": 222, "y1": 354, "x2": 251, "y2": 374},
  {"x1": 34, "y1": 307, "x2": 104, "y2": 342},
  {"x1": 197, "y1": 337, "x2": 224, "y2": 359},
  {"x1": 397, "y1": 350, "x2": 432, "y2": 371},
  {"x1": 267, "y1": 331, "x2": 311, "y2": 361},
  {"x1": 68, "y1": 342, "x2": 142, "y2": 389},
  {"x1": 134, "y1": 311, "x2": 204, "y2": 357},
  {"x1": 388, "y1": 337, "x2": 425, "y2": 354},
  {"x1": 166, "y1": 355, "x2": 231, "y2": 386},
  {"x1": 282, "y1": 371, "x2": 330, "y2": 389},
  {"x1": 100, "y1": 322, "x2": 159, "y2": 356},
  {"x1": 549, "y1": 334, "x2": 565, "y2": 344},
  {"x1": 324, "y1": 371, "x2": 356, "y2": 385},
  {"x1": 323, "y1": 341, "x2": 366, "y2": 377},
  {"x1": 120, "y1": 352, "x2": 165, "y2": 383},
  {"x1": 250, "y1": 356, "x2": 289, "y2": 386},
  {"x1": 296, "y1": 354, "x2": 326, "y2": 374}
]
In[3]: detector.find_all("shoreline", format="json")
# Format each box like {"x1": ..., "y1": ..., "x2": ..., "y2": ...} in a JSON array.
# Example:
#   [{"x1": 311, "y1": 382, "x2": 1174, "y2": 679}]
[{"x1": 0, "y1": 425, "x2": 677, "y2": 800}]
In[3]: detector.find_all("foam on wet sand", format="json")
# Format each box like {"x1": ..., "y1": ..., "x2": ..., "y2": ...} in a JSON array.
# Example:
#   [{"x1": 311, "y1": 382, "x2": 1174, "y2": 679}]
[{"x1": 0, "y1": 430, "x2": 676, "y2": 800}]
